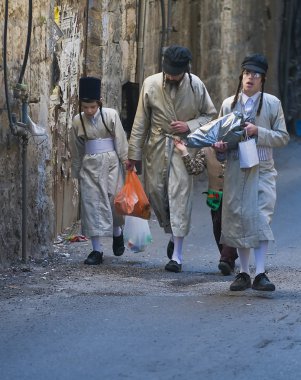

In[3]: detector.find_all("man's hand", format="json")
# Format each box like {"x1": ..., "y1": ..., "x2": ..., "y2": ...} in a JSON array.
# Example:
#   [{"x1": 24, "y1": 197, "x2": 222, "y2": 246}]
[
  {"x1": 125, "y1": 159, "x2": 139, "y2": 171},
  {"x1": 170, "y1": 121, "x2": 190, "y2": 134},
  {"x1": 244, "y1": 122, "x2": 258, "y2": 136}
]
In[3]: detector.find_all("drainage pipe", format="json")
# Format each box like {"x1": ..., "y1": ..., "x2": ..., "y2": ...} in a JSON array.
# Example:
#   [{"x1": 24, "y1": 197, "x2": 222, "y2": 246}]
[
  {"x1": 20, "y1": 0, "x2": 32, "y2": 263},
  {"x1": 159, "y1": 0, "x2": 166, "y2": 71},
  {"x1": 136, "y1": 0, "x2": 147, "y2": 89},
  {"x1": 3, "y1": 0, "x2": 33, "y2": 263},
  {"x1": 166, "y1": 0, "x2": 172, "y2": 47},
  {"x1": 21, "y1": 102, "x2": 29, "y2": 263},
  {"x1": 280, "y1": 0, "x2": 294, "y2": 120}
]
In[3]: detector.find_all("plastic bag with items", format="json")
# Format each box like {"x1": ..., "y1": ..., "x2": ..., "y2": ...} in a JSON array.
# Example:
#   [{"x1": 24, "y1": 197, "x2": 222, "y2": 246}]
[
  {"x1": 186, "y1": 111, "x2": 246, "y2": 150},
  {"x1": 124, "y1": 216, "x2": 153, "y2": 253}
]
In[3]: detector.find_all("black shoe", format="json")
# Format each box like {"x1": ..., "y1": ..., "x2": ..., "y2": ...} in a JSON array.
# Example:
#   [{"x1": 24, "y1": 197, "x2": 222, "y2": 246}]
[
  {"x1": 167, "y1": 240, "x2": 174, "y2": 259},
  {"x1": 84, "y1": 251, "x2": 103, "y2": 265},
  {"x1": 165, "y1": 260, "x2": 182, "y2": 273},
  {"x1": 230, "y1": 272, "x2": 251, "y2": 291},
  {"x1": 113, "y1": 233, "x2": 125, "y2": 256},
  {"x1": 218, "y1": 261, "x2": 234, "y2": 276},
  {"x1": 252, "y1": 273, "x2": 275, "y2": 291}
]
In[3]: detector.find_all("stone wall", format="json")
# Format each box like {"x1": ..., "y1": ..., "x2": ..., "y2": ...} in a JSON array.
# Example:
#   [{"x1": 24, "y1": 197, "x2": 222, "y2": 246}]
[{"x1": 0, "y1": 0, "x2": 54, "y2": 264}]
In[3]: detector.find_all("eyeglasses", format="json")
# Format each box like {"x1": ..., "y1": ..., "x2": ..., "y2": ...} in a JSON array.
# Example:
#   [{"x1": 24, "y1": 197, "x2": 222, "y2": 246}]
[{"x1": 243, "y1": 70, "x2": 262, "y2": 79}]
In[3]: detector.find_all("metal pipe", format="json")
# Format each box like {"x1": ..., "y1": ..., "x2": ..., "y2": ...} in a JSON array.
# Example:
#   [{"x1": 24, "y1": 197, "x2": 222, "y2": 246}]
[
  {"x1": 21, "y1": 102, "x2": 29, "y2": 263},
  {"x1": 18, "y1": 0, "x2": 33, "y2": 264},
  {"x1": 166, "y1": 0, "x2": 172, "y2": 46},
  {"x1": 159, "y1": 0, "x2": 166, "y2": 71},
  {"x1": 21, "y1": 141, "x2": 28, "y2": 262},
  {"x1": 83, "y1": 0, "x2": 89, "y2": 77},
  {"x1": 136, "y1": 0, "x2": 147, "y2": 89},
  {"x1": 4, "y1": 0, "x2": 33, "y2": 263},
  {"x1": 281, "y1": 0, "x2": 294, "y2": 119}
]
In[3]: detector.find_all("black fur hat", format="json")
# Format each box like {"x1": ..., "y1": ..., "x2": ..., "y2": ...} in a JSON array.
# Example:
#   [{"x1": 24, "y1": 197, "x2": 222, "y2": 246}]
[
  {"x1": 162, "y1": 45, "x2": 192, "y2": 75},
  {"x1": 79, "y1": 76, "x2": 101, "y2": 101},
  {"x1": 241, "y1": 54, "x2": 268, "y2": 74}
]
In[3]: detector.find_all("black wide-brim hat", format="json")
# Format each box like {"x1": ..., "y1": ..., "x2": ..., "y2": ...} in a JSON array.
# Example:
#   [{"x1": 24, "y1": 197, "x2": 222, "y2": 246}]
[
  {"x1": 241, "y1": 53, "x2": 268, "y2": 74},
  {"x1": 79, "y1": 76, "x2": 101, "y2": 101},
  {"x1": 162, "y1": 45, "x2": 192, "y2": 75}
]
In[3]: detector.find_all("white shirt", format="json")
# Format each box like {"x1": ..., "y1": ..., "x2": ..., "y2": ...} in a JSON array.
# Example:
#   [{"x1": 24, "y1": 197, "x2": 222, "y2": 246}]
[
  {"x1": 242, "y1": 92, "x2": 261, "y2": 115},
  {"x1": 90, "y1": 108, "x2": 100, "y2": 128}
]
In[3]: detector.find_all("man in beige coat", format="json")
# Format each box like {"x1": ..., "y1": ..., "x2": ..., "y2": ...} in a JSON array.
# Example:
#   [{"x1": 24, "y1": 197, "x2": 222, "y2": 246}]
[
  {"x1": 126, "y1": 45, "x2": 216, "y2": 272},
  {"x1": 214, "y1": 53, "x2": 289, "y2": 291}
]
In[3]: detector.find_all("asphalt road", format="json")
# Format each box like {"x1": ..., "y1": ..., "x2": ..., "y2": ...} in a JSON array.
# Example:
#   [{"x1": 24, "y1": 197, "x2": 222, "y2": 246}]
[{"x1": 0, "y1": 137, "x2": 301, "y2": 380}]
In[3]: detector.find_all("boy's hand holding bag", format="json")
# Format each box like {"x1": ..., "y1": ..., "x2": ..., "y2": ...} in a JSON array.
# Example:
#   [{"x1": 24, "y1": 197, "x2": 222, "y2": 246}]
[
  {"x1": 114, "y1": 170, "x2": 151, "y2": 220},
  {"x1": 238, "y1": 130, "x2": 259, "y2": 169}
]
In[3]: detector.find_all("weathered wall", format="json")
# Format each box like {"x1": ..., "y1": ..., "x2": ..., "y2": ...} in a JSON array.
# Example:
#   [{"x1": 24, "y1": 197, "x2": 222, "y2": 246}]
[
  {"x1": 50, "y1": 0, "x2": 86, "y2": 236},
  {"x1": 83, "y1": 0, "x2": 137, "y2": 109},
  {"x1": 199, "y1": 0, "x2": 284, "y2": 111},
  {"x1": 0, "y1": 0, "x2": 54, "y2": 265}
]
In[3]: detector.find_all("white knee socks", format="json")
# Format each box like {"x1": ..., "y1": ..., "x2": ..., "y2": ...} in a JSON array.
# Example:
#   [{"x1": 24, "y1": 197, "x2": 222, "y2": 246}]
[
  {"x1": 91, "y1": 236, "x2": 103, "y2": 252},
  {"x1": 172, "y1": 236, "x2": 184, "y2": 264},
  {"x1": 237, "y1": 247, "x2": 251, "y2": 274},
  {"x1": 254, "y1": 240, "x2": 268, "y2": 275},
  {"x1": 238, "y1": 241, "x2": 269, "y2": 275}
]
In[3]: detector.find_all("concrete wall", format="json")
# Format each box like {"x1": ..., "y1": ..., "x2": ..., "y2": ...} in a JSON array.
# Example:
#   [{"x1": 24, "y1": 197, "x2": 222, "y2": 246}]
[{"x1": 0, "y1": 0, "x2": 292, "y2": 265}]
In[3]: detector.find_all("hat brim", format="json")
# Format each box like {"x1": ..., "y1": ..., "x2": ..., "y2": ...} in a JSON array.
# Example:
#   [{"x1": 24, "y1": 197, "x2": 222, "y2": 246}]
[
  {"x1": 162, "y1": 62, "x2": 187, "y2": 75},
  {"x1": 242, "y1": 64, "x2": 266, "y2": 74}
]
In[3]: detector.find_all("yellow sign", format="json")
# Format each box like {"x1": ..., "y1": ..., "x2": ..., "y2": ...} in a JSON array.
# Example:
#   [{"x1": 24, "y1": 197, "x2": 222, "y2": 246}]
[{"x1": 54, "y1": 6, "x2": 60, "y2": 25}]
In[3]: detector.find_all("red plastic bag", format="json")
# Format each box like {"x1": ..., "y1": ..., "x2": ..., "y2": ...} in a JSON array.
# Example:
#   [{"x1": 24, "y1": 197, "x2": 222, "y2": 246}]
[{"x1": 114, "y1": 171, "x2": 151, "y2": 220}]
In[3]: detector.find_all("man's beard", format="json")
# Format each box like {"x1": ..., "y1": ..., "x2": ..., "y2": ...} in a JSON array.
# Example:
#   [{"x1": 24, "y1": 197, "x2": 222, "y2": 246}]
[{"x1": 166, "y1": 78, "x2": 181, "y2": 87}]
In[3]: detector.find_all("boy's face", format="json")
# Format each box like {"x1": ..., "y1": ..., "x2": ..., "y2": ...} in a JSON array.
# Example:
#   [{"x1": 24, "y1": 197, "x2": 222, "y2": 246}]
[
  {"x1": 81, "y1": 101, "x2": 99, "y2": 118},
  {"x1": 242, "y1": 70, "x2": 263, "y2": 96}
]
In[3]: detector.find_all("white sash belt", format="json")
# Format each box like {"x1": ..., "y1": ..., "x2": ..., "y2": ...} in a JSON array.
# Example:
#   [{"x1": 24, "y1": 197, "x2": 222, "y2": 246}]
[{"x1": 85, "y1": 138, "x2": 115, "y2": 155}]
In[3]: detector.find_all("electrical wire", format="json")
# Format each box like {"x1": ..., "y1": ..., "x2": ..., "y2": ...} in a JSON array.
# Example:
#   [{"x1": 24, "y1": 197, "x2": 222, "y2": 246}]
[
  {"x1": 18, "y1": 0, "x2": 33, "y2": 85},
  {"x1": 3, "y1": 0, "x2": 14, "y2": 130}
]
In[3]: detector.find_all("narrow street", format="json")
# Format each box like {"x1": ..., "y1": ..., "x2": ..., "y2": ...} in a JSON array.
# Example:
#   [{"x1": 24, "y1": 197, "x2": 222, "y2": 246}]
[{"x1": 0, "y1": 138, "x2": 301, "y2": 380}]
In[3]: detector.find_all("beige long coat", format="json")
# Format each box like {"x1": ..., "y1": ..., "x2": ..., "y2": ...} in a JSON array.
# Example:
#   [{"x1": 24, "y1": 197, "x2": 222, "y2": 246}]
[
  {"x1": 219, "y1": 93, "x2": 289, "y2": 248},
  {"x1": 70, "y1": 108, "x2": 128, "y2": 237},
  {"x1": 128, "y1": 72, "x2": 216, "y2": 236}
]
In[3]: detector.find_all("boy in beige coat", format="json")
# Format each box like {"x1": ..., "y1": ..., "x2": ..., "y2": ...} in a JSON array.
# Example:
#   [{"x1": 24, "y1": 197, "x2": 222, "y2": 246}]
[
  {"x1": 70, "y1": 77, "x2": 128, "y2": 265},
  {"x1": 214, "y1": 54, "x2": 289, "y2": 291}
]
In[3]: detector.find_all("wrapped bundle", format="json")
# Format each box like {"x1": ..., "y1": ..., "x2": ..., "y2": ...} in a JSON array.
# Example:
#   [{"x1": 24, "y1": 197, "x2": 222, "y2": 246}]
[{"x1": 186, "y1": 111, "x2": 246, "y2": 150}]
